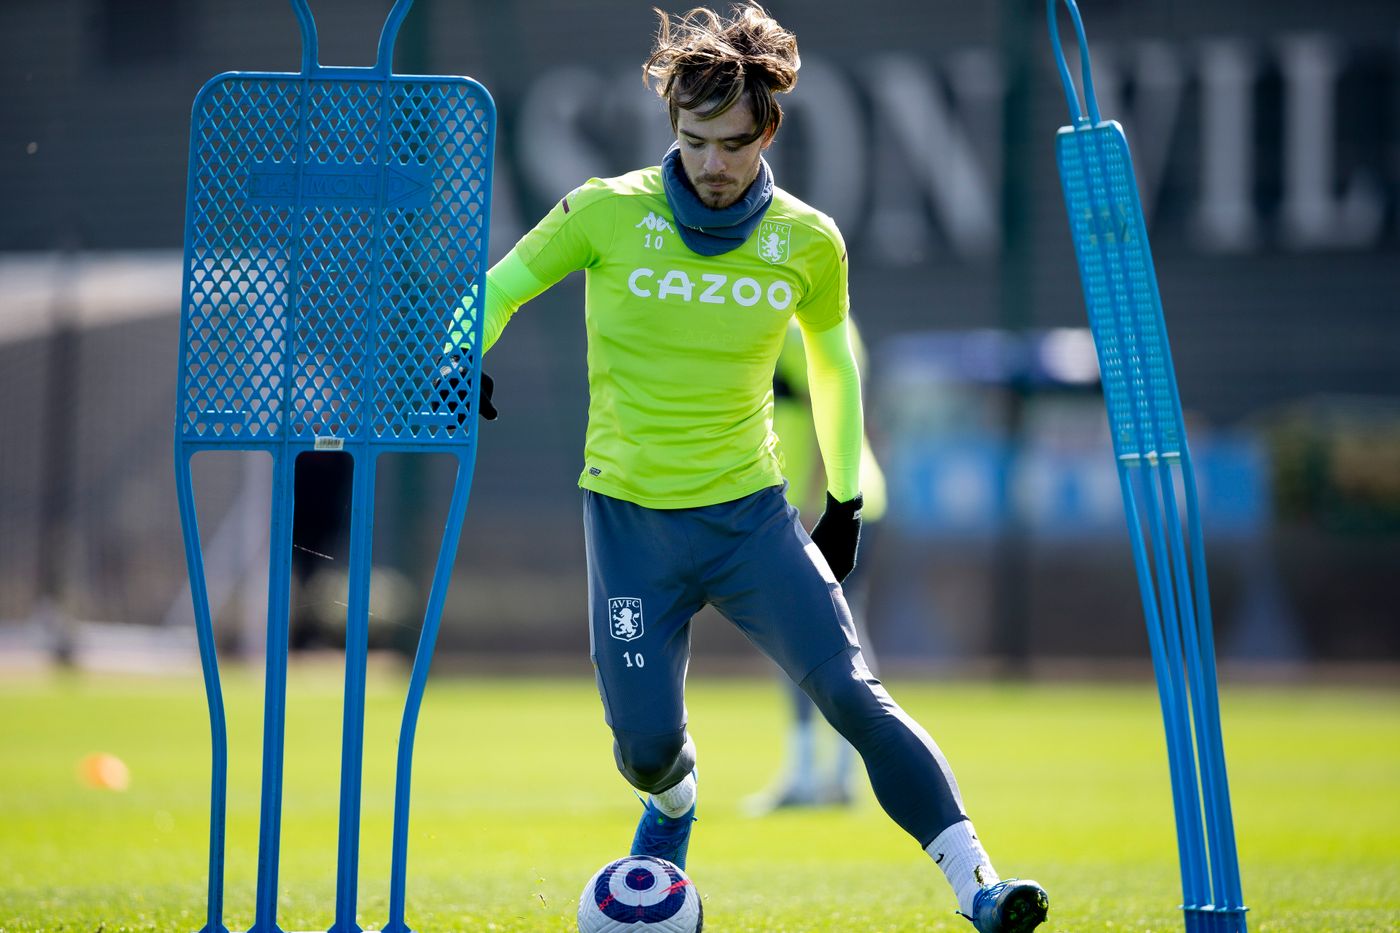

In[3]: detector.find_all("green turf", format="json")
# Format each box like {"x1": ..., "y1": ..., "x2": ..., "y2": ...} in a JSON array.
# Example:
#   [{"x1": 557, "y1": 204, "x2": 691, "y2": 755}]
[{"x1": 1, "y1": 664, "x2": 1397, "y2": 932}]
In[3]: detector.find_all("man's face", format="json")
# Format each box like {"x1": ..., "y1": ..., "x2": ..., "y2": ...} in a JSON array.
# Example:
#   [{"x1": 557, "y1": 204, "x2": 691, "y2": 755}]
[{"x1": 675, "y1": 98, "x2": 773, "y2": 209}]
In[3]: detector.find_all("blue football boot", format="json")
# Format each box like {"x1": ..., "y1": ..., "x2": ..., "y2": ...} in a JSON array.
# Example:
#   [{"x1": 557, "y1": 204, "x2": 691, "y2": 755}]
[
  {"x1": 964, "y1": 878, "x2": 1049, "y2": 933},
  {"x1": 629, "y1": 783, "x2": 698, "y2": 870}
]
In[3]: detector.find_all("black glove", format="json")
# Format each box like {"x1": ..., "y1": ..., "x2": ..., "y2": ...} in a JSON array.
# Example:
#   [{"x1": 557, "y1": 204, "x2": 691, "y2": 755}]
[
  {"x1": 809, "y1": 491, "x2": 862, "y2": 583},
  {"x1": 432, "y1": 349, "x2": 496, "y2": 425},
  {"x1": 477, "y1": 372, "x2": 497, "y2": 421}
]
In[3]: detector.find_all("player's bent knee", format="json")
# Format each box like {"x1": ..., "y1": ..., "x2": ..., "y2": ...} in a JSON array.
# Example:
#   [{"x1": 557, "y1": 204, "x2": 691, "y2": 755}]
[
  {"x1": 799, "y1": 648, "x2": 887, "y2": 739},
  {"x1": 613, "y1": 729, "x2": 694, "y2": 794}
]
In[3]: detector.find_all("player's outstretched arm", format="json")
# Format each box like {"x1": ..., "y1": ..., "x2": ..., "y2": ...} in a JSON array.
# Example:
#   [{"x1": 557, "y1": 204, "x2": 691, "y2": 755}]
[
  {"x1": 800, "y1": 316, "x2": 862, "y2": 501},
  {"x1": 437, "y1": 178, "x2": 606, "y2": 425},
  {"x1": 481, "y1": 250, "x2": 551, "y2": 353},
  {"x1": 800, "y1": 316, "x2": 864, "y2": 581},
  {"x1": 434, "y1": 249, "x2": 552, "y2": 425}
]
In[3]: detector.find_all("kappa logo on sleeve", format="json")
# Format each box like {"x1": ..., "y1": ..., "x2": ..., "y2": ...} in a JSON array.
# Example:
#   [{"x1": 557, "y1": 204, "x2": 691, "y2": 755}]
[{"x1": 608, "y1": 597, "x2": 645, "y2": 642}]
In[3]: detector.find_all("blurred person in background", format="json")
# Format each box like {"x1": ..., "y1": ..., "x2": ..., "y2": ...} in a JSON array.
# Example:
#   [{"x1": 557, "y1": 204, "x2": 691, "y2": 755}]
[
  {"x1": 437, "y1": 4, "x2": 1047, "y2": 930},
  {"x1": 745, "y1": 317, "x2": 887, "y2": 813}
]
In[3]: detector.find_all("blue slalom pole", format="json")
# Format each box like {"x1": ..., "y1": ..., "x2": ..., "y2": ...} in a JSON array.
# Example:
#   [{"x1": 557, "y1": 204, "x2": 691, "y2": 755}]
[
  {"x1": 1047, "y1": 1, "x2": 1248, "y2": 928},
  {"x1": 175, "y1": 447, "x2": 231, "y2": 933},
  {"x1": 249, "y1": 448, "x2": 296, "y2": 933},
  {"x1": 384, "y1": 452, "x2": 478, "y2": 933},
  {"x1": 330, "y1": 449, "x2": 377, "y2": 933}
]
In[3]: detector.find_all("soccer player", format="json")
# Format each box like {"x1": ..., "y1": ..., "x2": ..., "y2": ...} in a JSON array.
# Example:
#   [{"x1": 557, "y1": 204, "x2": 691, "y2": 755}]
[{"x1": 445, "y1": 5, "x2": 1048, "y2": 930}]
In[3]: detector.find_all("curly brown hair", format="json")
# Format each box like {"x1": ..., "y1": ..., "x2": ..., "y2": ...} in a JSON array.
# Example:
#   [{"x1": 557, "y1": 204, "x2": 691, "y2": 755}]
[{"x1": 643, "y1": 3, "x2": 800, "y2": 145}]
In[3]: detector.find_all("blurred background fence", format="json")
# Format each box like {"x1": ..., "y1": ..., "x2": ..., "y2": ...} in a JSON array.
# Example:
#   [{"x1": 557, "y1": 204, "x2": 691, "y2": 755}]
[{"x1": 2, "y1": 0, "x2": 1398, "y2": 671}]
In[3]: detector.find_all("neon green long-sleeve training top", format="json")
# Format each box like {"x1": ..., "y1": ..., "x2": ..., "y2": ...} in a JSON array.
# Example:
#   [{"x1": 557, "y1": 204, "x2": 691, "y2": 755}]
[{"x1": 460, "y1": 167, "x2": 863, "y2": 509}]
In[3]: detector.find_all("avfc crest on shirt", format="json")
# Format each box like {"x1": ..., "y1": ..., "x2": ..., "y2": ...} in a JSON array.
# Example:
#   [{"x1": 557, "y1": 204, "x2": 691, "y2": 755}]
[
  {"x1": 608, "y1": 597, "x2": 644, "y2": 642},
  {"x1": 757, "y1": 220, "x2": 791, "y2": 265}
]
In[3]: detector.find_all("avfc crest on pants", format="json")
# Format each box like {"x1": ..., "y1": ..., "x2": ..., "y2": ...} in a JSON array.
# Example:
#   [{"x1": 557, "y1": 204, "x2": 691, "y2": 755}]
[
  {"x1": 608, "y1": 597, "x2": 644, "y2": 642},
  {"x1": 757, "y1": 220, "x2": 791, "y2": 265}
]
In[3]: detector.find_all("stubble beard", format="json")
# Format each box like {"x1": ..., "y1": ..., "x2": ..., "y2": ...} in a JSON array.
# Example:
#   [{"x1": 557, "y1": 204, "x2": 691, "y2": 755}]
[
  {"x1": 691, "y1": 160, "x2": 760, "y2": 210},
  {"x1": 700, "y1": 189, "x2": 734, "y2": 209}
]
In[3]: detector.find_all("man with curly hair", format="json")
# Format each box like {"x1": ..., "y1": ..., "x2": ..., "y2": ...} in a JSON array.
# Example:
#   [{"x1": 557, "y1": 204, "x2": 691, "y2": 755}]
[{"x1": 444, "y1": 5, "x2": 1048, "y2": 930}]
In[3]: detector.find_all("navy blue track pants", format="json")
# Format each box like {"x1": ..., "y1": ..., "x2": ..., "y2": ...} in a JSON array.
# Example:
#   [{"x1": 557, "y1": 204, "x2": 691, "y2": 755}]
[{"x1": 584, "y1": 484, "x2": 968, "y2": 847}]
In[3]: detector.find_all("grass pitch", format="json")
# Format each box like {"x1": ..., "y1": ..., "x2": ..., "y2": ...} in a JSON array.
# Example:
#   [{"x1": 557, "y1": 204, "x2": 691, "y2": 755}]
[{"x1": 1, "y1": 663, "x2": 1397, "y2": 932}]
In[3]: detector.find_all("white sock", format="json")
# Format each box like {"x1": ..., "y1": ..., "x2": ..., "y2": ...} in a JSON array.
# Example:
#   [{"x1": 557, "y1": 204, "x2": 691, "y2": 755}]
[
  {"x1": 786, "y1": 721, "x2": 816, "y2": 793},
  {"x1": 926, "y1": 820, "x2": 1000, "y2": 917},
  {"x1": 831, "y1": 731, "x2": 856, "y2": 789},
  {"x1": 651, "y1": 772, "x2": 696, "y2": 817}
]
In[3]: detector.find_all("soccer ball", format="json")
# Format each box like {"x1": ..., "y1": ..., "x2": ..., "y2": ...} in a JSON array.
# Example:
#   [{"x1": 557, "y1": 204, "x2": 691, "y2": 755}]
[{"x1": 577, "y1": 855, "x2": 703, "y2": 932}]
